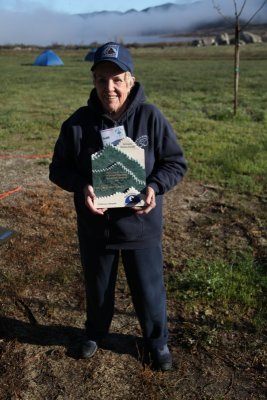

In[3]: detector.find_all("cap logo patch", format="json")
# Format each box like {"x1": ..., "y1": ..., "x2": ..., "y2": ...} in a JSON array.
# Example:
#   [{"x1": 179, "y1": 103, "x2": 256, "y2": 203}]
[{"x1": 102, "y1": 44, "x2": 119, "y2": 59}]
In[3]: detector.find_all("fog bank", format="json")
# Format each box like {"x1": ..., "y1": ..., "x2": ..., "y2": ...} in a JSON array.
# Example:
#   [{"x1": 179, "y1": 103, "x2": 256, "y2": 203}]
[{"x1": 0, "y1": 0, "x2": 266, "y2": 45}]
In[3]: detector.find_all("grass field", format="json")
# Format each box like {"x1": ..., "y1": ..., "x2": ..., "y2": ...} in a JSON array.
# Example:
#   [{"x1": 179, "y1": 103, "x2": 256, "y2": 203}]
[
  {"x1": 1, "y1": 44, "x2": 267, "y2": 194},
  {"x1": 0, "y1": 44, "x2": 266, "y2": 399}
]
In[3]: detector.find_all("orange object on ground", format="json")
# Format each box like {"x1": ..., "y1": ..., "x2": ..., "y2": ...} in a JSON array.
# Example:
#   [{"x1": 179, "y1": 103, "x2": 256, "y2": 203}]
[{"x1": 0, "y1": 186, "x2": 22, "y2": 200}]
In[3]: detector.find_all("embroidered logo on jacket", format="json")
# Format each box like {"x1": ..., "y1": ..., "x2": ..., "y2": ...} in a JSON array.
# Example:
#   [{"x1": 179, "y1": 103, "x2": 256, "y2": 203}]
[{"x1": 135, "y1": 135, "x2": 148, "y2": 148}]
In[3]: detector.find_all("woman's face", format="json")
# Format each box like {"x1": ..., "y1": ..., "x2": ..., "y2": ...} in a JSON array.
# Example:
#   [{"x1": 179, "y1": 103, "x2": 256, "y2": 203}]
[{"x1": 93, "y1": 62, "x2": 134, "y2": 115}]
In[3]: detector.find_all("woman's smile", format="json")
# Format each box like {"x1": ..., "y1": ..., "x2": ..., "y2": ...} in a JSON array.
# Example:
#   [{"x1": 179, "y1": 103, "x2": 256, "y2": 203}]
[{"x1": 93, "y1": 61, "x2": 132, "y2": 117}]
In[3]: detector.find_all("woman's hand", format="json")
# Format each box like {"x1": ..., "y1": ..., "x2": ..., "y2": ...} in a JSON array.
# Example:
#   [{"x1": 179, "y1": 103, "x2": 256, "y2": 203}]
[
  {"x1": 84, "y1": 184, "x2": 107, "y2": 215},
  {"x1": 134, "y1": 186, "x2": 156, "y2": 215}
]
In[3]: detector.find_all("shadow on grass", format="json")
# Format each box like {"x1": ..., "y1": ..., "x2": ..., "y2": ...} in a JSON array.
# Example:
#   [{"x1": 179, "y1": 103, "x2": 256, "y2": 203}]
[{"x1": 0, "y1": 316, "x2": 143, "y2": 361}]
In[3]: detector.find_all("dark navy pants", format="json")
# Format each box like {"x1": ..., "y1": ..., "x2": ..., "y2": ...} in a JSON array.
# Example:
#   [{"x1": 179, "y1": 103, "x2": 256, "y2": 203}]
[{"x1": 79, "y1": 243, "x2": 168, "y2": 350}]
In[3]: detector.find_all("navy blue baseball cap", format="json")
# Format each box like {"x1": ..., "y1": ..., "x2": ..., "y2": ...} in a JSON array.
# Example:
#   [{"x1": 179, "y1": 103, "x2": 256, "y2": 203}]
[{"x1": 91, "y1": 42, "x2": 134, "y2": 73}]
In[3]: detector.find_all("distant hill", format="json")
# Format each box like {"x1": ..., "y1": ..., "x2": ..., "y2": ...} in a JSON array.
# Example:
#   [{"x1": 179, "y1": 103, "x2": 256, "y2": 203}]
[
  {"x1": 77, "y1": 2, "x2": 201, "y2": 20},
  {"x1": 141, "y1": 2, "x2": 201, "y2": 13},
  {"x1": 76, "y1": 1, "x2": 267, "y2": 38}
]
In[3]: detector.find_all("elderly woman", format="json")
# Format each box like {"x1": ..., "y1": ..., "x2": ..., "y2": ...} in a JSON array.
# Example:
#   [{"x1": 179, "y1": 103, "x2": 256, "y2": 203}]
[{"x1": 49, "y1": 42, "x2": 187, "y2": 371}]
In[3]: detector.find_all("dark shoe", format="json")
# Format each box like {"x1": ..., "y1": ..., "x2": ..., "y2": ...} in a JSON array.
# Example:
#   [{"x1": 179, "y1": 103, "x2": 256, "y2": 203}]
[
  {"x1": 151, "y1": 345, "x2": 172, "y2": 371},
  {"x1": 81, "y1": 340, "x2": 98, "y2": 359}
]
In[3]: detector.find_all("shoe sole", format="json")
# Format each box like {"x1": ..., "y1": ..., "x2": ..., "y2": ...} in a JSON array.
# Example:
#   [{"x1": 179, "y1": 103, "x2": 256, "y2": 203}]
[{"x1": 81, "y1": 343, "x2": 98, "y2": 359}]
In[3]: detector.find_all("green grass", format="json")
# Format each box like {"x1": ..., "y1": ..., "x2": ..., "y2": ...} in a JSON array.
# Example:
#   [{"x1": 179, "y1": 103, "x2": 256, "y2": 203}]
[
  {"x1": 0, "y1": 45, "x2": 266, "y2": 194},
  {"x1": 0, "y1": 49, "x2": 91, "y2": 152},
  {"x1": 135, "y1": 46, "x2": 267, "y2": 195},
  {"x1": 169, "y1": 254, "x2": 265, "y2": 305},
  {"x1": 167, "y1": 253, "x2": 267, "y2": 331}
]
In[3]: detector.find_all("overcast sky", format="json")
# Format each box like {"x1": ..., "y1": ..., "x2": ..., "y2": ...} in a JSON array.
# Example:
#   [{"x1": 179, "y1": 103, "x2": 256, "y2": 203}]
[
  {"x1": 0, "y1": 0, "x2": 197, "y2": 13},
  {"x1": 0, "y1": 0, "x2": 266, "y2": 45}
]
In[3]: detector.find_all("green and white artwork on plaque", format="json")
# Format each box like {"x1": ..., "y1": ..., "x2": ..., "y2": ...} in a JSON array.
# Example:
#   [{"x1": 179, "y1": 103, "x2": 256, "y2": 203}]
[{"x1": 91, "y1": 137, "x2": 146, "y2": 208}]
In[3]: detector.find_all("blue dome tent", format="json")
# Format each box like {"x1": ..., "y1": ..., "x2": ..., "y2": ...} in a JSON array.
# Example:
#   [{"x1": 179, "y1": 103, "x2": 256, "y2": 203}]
[
  {"x1": 33, "y1": 49, "x2": 64, "y2": 66},
  {"x1": 84, "y1": 48, "x2": 97, "y2": 62}
]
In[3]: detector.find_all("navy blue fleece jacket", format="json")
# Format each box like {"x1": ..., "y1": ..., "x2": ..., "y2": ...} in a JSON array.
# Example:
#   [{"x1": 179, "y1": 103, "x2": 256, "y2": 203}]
[{"x1": 49, "y1": 82, "x2": 187, "y2": 249}]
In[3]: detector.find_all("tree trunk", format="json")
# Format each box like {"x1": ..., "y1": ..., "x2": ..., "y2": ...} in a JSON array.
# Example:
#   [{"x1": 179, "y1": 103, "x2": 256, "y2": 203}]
[{"x1": 234, "y1": 20, "x2": 241, "y2": 115}]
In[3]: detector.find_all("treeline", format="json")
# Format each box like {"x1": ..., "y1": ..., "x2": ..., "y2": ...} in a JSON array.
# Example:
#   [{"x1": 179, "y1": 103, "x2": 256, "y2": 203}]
[{"x1": 0, "y1": 41, "x2": 192, "y2": 51}]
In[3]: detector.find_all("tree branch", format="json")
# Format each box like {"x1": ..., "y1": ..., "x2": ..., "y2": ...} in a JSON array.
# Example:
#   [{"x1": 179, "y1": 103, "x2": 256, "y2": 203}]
[
  {"x1": 241, "y1": 0, "x2": 267, "y2": 30},
  {"x1": 238, "y1": 0, "x2": 247, "y2": 18},
  {"x1": 212, "y1": 0, "x2": 234, "y2": 25}
]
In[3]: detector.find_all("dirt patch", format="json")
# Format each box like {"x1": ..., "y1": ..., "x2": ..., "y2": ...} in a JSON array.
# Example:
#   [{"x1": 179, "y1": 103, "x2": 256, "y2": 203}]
[{"x1": 0, "y1": 157, "x2": 266, "y2": 399}]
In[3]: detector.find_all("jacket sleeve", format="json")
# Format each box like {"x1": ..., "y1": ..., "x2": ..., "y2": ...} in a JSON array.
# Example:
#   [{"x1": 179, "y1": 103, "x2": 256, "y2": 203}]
[
  {"x1": 146, "y1": 108, "x2": 187, "y2": 195},
  {"x1": 49, "y1": 121, "x2": 89, "y2": 193}
]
